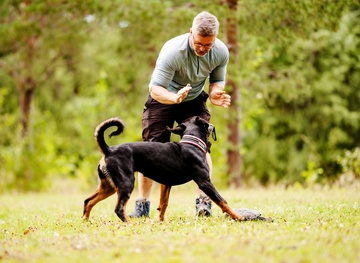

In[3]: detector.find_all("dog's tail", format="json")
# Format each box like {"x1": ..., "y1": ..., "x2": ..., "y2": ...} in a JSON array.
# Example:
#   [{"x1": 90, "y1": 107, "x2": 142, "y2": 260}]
[{"x1": 94, "y1": 117, "x2": 125, "y2": 155}]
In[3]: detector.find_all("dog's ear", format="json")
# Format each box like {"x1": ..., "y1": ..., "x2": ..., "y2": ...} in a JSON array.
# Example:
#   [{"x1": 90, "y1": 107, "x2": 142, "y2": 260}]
[
  {"x1": 195, "y1": 116, "x2": 207, "y2": 128},
  {"x1": 167, "y1": 124, "x2": 185, "y2": 135},
  {"x1": 195, "y1": 117, "x2": 217, "y2": 141},
  {"x1": 195, "y1": 117, "x2": 213, "y2": 137}
]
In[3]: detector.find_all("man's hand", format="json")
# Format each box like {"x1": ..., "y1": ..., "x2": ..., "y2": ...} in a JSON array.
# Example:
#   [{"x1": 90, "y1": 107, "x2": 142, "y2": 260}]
[
  {"x1": 150, "y1": 84, "x2": 192, "y2": 105},
  {"x1": 173, "y1": 84, "x2": 192, "y2": 104},
  {"x1": 209, "y1": 90, "x2": 231, "y2": 108}
]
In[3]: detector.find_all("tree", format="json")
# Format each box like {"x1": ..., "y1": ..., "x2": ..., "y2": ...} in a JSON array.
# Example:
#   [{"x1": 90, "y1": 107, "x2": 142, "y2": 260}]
[
  {"x1": 0, "y1": 1, "x2": 91, "y2": 138},
  {"x1": 0, "y1": 0, "x2": 94, "y2": 190},
  {"x1": 1, "y1": 0, "x2": 359, "y2": 192},
  {"x1": 225, "y1": 0, "x2": 242, "y2": 187},
  {"x1": 237, "y1": 1, "x2": 360, "y2": 184}
]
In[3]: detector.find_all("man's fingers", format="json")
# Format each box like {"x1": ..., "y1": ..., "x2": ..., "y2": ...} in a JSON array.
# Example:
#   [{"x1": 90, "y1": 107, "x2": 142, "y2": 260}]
[
  {"x1": 178, "y1": 85, "x2": 192, "y2": 95},
  {"x1": 211, "y1": 90, "x2": 226, "y2": 99},
  {"x1": 175, "y1": 84, "x2": 192, "y2": 104},
  {"x1": 184, "y1": 84, "x2": 192, "y2": 92}
]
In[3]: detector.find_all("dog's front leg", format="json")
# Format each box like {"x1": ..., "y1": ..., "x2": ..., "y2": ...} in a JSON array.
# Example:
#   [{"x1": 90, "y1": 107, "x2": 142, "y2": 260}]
[
  {"x1": 157, "y1": 184, "x2": 172, "y2": 221},
  {"x1": 197, "y1": 181, "x2": 245, "y2": 221}
]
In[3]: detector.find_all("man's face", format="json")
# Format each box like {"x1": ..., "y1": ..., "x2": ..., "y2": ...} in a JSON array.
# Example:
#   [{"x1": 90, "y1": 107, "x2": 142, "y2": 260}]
[{"x1": 190, "y1": 29, "x2": 216, "y2": 57}]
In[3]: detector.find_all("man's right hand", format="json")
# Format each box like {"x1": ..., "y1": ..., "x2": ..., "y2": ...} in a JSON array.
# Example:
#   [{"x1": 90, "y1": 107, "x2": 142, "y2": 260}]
[
  {"x1": 173, "y1": 84, "x2": 192, "y2": 104},
  {"x1": 150, "y1": 84, "x2": 192, "y2": 105}
]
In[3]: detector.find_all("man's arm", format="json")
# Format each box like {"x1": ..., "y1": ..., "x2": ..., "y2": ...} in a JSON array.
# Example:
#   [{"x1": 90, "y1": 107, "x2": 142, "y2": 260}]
[
  {"x1": 209, "y1": 82, "x2": 231, "y2": 108},
  {"x1": 150, "y1": 84, "x2": 192, "y2": 105}
]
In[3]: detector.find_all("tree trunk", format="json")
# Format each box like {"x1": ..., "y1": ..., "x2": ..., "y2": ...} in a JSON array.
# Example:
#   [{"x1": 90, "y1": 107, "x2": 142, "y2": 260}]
[
  {"x1": 19, "y1": 77, "x2": 36, "y2": 138},
  {"x1": 225, "y1": 0, "x2": 242, "y2": 187},
  {"x1": 15, "y1": 0, "x2": 37, "y2": 138}
]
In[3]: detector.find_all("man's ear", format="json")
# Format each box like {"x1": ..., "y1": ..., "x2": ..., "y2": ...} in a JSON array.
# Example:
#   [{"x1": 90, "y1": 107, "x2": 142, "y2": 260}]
[{"x1": 167, "y1": 124, "x2": 185, "y2": 135}]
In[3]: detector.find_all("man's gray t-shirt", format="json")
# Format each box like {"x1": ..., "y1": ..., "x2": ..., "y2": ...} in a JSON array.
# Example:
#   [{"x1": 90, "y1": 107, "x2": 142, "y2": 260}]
[{"x1": 149, "y1": 33, "x2": 229, "y2": 102}]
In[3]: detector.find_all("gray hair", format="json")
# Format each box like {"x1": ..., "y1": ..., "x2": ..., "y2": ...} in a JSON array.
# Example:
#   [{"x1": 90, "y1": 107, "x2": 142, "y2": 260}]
[{"x1": 192, "y1": 11, "x2": 219, "y2": 37}]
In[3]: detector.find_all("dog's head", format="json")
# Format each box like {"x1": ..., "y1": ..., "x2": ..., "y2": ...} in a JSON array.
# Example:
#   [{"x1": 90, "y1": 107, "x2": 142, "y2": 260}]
[{"x1": 167, "y1": 116, "x2": 217, "y2": 152}]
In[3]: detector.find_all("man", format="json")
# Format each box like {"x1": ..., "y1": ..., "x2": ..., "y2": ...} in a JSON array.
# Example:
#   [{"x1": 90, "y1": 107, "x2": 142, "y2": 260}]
[{"x1": 129, "y1": 11, "x2": 231, "y2": 218}]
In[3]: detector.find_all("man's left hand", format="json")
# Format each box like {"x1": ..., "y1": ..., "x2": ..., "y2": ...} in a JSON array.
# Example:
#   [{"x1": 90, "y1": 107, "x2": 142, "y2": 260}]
[{"x1": 209, "y1": 90, "x2": 231, "y2": 108}]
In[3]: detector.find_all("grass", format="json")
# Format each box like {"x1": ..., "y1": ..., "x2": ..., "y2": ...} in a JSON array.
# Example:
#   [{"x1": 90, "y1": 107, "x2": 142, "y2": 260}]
[{"x1": 0, "y1": 184, "x2": 359, "y2": 263}]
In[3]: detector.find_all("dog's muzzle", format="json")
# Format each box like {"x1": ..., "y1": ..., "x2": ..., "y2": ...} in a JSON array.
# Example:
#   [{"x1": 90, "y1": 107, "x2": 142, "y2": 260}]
[{"x1": 208, "y1": 124, "x2": 217, "y2": 141}]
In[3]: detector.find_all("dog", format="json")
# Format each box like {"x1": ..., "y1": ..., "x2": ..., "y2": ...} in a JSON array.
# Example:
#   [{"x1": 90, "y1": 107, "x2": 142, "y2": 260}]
[{"x1": 83, "y1": 116, "x2": 245, "y2": 222}]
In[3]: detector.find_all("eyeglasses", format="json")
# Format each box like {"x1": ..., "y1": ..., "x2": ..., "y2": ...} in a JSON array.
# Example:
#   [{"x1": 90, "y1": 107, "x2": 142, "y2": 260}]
[{"x1": 192, "y1": 35, "x2": 214, "y2": 49}]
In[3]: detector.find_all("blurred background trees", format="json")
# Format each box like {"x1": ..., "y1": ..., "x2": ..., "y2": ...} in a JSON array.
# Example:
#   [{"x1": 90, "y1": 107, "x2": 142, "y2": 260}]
[{"x1": 0, "y1": 0, "x2": 359, "y2": 192}]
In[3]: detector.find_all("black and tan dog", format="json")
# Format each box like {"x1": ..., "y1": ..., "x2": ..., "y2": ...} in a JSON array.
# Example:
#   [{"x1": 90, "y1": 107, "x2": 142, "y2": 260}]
[{"x1": 83, "y1": 116, "x2": 245, "y2": 222}]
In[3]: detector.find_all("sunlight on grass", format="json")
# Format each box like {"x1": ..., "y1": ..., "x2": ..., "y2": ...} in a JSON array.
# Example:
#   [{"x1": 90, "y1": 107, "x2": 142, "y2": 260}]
[{"x1": 0, "y1": 186, "x2": 359, "y2": 262}]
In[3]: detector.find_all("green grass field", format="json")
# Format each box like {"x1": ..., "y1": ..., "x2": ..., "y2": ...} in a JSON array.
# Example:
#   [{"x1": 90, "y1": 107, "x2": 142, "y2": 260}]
[{"x1": 1, "y1": 185, "x2": 359, "y2": 263}]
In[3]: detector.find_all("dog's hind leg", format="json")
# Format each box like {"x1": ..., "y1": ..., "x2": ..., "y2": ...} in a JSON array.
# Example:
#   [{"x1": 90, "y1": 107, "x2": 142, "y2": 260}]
[
  {"x1": 114, "y1": 189, "x2": 133, "y2": 222},
  {"x1": 83, "y1": 178, "x2": 116, "y2": 220},
  {"x1": 157, "y1": 184, "x2": 172, "y2": 221},
  {"x1": 112, "y1": 172, "x2": 135, "y2": 222},
  {"x1": 83, "y1": 163, "x2": 117, "y2": 220}
]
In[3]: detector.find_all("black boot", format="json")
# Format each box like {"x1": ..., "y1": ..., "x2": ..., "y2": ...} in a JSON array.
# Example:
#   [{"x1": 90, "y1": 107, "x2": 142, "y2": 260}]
[{"x1": 128, "y1": 198, "x2": 150, "y2": 218}]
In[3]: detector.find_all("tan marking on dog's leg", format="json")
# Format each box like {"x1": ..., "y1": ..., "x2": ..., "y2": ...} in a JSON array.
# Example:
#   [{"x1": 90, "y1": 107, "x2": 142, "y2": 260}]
[
  {"x1": 217, "y1": 201, "x2": 245, "y2": 221},
  {"x1": 121, "y1": 193, "x2": 132, "y2": 223},
  {"x1": 157, "y1": 184, "x2": 171, "y2": 222},
  {"x1": 83, "y1": 179, "x2": 116, "y2": 220}
]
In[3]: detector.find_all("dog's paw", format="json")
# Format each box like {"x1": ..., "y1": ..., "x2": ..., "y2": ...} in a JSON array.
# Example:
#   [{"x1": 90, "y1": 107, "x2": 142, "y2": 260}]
[{"x1": 226, "y1": 208, "x2": 273, "y2": 222}]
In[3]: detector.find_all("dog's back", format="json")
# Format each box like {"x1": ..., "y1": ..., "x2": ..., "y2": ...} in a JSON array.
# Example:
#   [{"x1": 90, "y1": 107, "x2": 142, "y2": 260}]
[{"x1": 110, "y1": 141, "x2": 197, "y2": 185}]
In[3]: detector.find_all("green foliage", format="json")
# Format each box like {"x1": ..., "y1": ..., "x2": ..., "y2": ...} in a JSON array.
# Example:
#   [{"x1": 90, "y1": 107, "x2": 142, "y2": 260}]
[
  {"x1": 239, "y1": 2, "x2": 360, "y2": 185},
  {"x1": 336, "y1": 147, "x2": 360, "y2": 185},
  {"x1": 0, "y1": 0, "x2": 359, "y2": 191}
]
